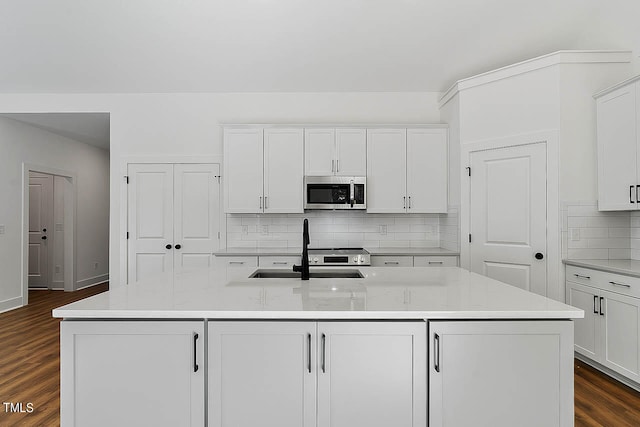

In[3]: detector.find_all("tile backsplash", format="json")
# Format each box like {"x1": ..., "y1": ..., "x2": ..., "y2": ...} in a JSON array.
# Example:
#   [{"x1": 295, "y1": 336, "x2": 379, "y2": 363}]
[
  {"x1": 562, "y1": 202, "x2": 631, "y2": 260},
  {"x1": 226, "y1": 208, "x2": 459, "y2": 250}
]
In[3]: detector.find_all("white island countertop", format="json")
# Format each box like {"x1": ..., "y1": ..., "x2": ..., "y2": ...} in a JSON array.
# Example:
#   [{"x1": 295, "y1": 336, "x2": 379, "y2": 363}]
[{"x1": 53, "y1": 266, "x2": 582, "y2": 320}]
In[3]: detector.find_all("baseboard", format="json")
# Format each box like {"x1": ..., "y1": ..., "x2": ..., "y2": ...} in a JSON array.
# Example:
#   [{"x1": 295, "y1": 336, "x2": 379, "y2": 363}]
[
  {"x1": 76, "y1": 274, "x2": 109, "y2": 290},
  {"x1": 0, "y1": 296, "x2": 24, "y2": 314},
  {"x1": 575, "y1": 352, "x2": 640, "y2": 392}
]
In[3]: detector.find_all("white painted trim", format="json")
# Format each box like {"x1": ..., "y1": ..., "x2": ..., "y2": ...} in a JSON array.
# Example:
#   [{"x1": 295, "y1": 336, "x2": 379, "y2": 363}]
[
  {"x1": 22, "y1": 163, "x2": 77, "y2": 306},
  {"x1": 594, "y1": 74, "x2": 640, "y2": 99},
  {"x1": 439, "y1": 50, "x2": 632, "y2": 108},
  {"x1": 460, "y1": 130, "x2": 560, "y2": 299},
  {"x1": 0, "y1": 296, "x2": 23, "y2": 314},
  {"x1": 119, "y1": 155, "x2": 224, "y2": 286},
  {"x1": 222, "y1": 123, "x2": 448, "y2": 129},
  {"x1": 75, "y1": 274, "x2": 109, "y2": 290}
]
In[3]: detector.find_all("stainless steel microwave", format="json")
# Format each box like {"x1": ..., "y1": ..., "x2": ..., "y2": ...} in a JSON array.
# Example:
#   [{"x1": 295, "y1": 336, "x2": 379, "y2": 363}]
[{"x1": 304, "y1": 176, "x2": 366, "y2": 210}]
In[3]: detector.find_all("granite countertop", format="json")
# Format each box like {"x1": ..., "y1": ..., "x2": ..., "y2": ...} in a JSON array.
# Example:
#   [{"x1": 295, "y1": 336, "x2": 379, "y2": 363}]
[
  {"x1": 53, "y1": 266, "x2": 581, "y2": 320},
  {"x1": 214, "y1": 247, "x2": 460, "y2": 257},
  {"x1": 563, "y1": 259, "x2": 640, "y2": 278}
]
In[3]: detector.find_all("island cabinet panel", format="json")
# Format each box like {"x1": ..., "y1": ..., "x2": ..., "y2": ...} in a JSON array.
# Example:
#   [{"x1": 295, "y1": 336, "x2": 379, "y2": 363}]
[
  {"x1": 60, "y1": 321, "x2": 205, "y2": 427},
  {"x1": 317, "y1": 322, "x2": 427, "y2": 427},
  {"x1": 429, "y1": 320, "x2": 574, "y2": 427},
  {"x1": 208, "y1": 321, "x2": 426, "y2": 427},
  {"x1": 208, "y1": 322, "x2": 317, "y2": 427}
]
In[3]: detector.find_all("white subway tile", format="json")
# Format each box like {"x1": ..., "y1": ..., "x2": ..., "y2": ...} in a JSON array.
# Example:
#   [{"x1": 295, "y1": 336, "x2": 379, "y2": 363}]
[
  {"x1": 379, "y1": 240, "x2": 411, "y2": 248},
  {"x1": 580, "y1": 228, "x2": 609, "y2": 239},
  {"x1": 609, "y1": 249, "x2": 631, "y2": 259},
  {"x1": 587, "y1": 238, "x2": 630, "y2": 249},
  {"x1": 609, "y1": 228, "x2": 631, "y2": 238},
  {"x1": 567, "y1": 248, "x2": 608, "y2": 259}
]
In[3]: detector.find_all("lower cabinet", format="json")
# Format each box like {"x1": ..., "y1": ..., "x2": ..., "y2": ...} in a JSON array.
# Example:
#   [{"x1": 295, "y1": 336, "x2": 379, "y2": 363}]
[
  {"x1": 208, "y1": 321, "x2": 427, "y2": 427},
  {"x1": 428, "y1": 320, "x2": 574, "y2": 427},
  {"x1": 60, "y1": 321, "x2": 205, "y2": 427}
]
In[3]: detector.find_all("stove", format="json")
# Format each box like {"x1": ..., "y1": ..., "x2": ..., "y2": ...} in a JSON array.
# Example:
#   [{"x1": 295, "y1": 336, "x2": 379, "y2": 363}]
[{"x1": 307, "y1": 248, "x2": 370, "y2": 266}]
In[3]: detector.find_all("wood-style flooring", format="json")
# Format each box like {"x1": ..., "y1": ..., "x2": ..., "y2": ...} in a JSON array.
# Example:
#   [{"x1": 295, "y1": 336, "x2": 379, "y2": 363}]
[{"x1": 1, "y1": 285, "x2": 640, "y2": 426}]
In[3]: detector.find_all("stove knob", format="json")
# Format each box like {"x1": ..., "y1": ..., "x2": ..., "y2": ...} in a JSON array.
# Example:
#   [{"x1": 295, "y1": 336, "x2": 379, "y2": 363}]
[
  {"x1": 313, "y1": 257, "x2": 319, "y2": 263},
  {"x1": 353, "y1": 256, "x2": 358, "y2": 263}
]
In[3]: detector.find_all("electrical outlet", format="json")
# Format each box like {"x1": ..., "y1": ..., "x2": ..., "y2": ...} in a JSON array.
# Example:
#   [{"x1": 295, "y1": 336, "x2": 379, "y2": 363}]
[
  {"x1": 379, "y1": 225, "x2": 387, "y2": 235},
  {"x1": 0, "y1": 225, "x2": 4, "y2": 234},
  {"x1": 570, "y1": 229, "x2": 580, "y2": 241},
  {"x1": 261, "y1": 225, "x2": 269, "y2": 235},
  {"x1": 242, "y1": 225, "x2": 249, "y2": 235},
  {"x1": 93, "y1": 262, "x2": 99, "y2": 270}
]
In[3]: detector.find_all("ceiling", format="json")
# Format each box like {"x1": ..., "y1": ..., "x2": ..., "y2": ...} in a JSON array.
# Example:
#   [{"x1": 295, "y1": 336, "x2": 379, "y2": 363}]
[
  {"x1": 0, "y1": 0, "x2": 638, "y2": 94},
  {"x1": 0, "y1": 113, "x2": 110, "y2": 150}
]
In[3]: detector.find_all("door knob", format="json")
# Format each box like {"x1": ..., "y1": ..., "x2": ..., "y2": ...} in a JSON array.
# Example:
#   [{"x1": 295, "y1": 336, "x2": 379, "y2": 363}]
[
  {"x1": 535, "y1": 252, "x2": 544, "y2": 260},
  {"x1": 175, "y1": 244, "x2": 182, "y2": 250},
  {"x1": 166, "y1": 244, "x2": 172, "y2": 249},
  {"x1": 42, "y1": 228, "x2": 47, "y2": 232},
  {"x1": 41, "y1": 236, "x2": 47, "y2": 240}
]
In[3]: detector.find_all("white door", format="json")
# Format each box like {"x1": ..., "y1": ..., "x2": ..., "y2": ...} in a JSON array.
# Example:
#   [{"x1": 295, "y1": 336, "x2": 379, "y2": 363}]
[
  {"x1": 317, "y1": 322, "x2": 426, "y2": 427},
  {"x1": 223, "y1": 128, "x2": 264, "y2": 213},
  {"x1": 596, "y1": 83, "x2": 638, "y2": 210},
  {"x1": 565, "y1": 281, "x2": 599, "y2": 359},
  {"x1": 264, "y1": 128, "x2": 304, "y2": 213},
  {"x1": 28, "y1": 173, "x2": 54, "y2": 288},
  {"x1": 335, "y1": 128, "x2": 366, "y2": 176},
  {"x1": 208, "y1": 322, "x2": 316, "y2": 427},
  {"x1": 173, "y1": 164, "x2": 220, "y2": 273},
  {"x1": 366, "y1": 128, "x2": 407, "y2": 213},
  {"x1": 406, "y1": 128, "x2": 448, "y2": 213},
  {"x1": 601, "y1": 289, "x2": 640, "y2": 382},
  {"x1": 61, "y1": 321, "x2": 205, "y2": 427},
  {"x1": 305, "y1": 128, "x2": 335, "y2": 175},
  {"x1": 469, "y1": 143, "x2": 547, "y2": 295},
  {"x1": 128, "y1": 164, "x2": 174, "y2": 283}
]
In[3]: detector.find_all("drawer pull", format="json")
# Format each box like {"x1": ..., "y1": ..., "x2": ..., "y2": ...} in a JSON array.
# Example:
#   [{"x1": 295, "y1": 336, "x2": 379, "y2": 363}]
[
  {"x1": 428, "y1": 261, "x2": 444, "y2": 265},
  {"x1": 385, "y1": 261, "x2": 400, "y2": 265},
  {"x1": 272, "y1": 261, "x2": 289, "y2": 265},
  {"x1": 609, "y1": 281, "x2": 631, "y2": 288},
  {"x1": 600, "y1": 297, "x2": 605, "y2": 316},
  {"x1": 593, "y1": 295, "x2": 598, "y2": 314},
  {"x1": 573, "y1": 274, "x2": 591, "y2": 280},
  {"x1": 229, "y1": 261, "x2": 245, "y2": 265}
]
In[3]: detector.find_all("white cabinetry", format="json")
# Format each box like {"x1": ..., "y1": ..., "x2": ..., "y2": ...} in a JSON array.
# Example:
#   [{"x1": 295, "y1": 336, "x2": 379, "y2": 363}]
[
  {"x1": 304, "y1": 128, "x2": 366, "y2": 176},
  {"x1": 208, "y1": 321, "x2": 426, "y2": 427},
  {"x1": 566, "y1": 265, "x2": 640, "y2": 382},
  {"x1": 60, "y1": 321, "x2": 205, "y2": 427},
  {"x1": 429, "y1": 320, "x2": 573, "y2": 427},
  {"x1": 413, "y1": 256, "x2": 458, "y2": 267},
  {"x1": 127, "y1": 163, "x2": 220, "y2": 283},
  {"x1": 596, "y1": 77, "x2": 640, "y2": 210},
  {"x1": 371, "y1": 255, "x2": 459, "y2": 267},
  {"x1": 367, "y1": 127, "x2": 448, "y2": 213},
  {"x1": 224, "y1": 127, "x2": 303, "y2": 214}
]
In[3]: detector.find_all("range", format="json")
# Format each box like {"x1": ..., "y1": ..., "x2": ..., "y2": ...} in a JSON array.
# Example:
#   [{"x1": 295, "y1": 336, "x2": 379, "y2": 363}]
[{"x1": 307, "y1": 248, "x2": 371, "y2": 266}]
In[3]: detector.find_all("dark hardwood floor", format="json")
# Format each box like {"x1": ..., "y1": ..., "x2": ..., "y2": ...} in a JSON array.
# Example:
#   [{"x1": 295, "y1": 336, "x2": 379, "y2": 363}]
[{"x1": 1, "y1": 285, "x2": 640, "y2": 426}]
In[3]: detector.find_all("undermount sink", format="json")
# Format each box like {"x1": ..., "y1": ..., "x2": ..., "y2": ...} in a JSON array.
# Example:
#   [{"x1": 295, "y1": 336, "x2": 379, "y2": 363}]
[{"x1": 249, "y1": 269, "x2": 364, "y2": 279}]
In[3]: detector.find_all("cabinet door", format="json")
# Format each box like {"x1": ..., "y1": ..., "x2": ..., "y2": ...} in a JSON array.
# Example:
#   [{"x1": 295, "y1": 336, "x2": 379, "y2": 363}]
[
  {"x1": 335, "y1": 128, "x2": 367, "y2": 176},
  {"x1": 317, "y1": 322, "x2": 426, "y2": 427},
  {"x1": 366, "y1": 128, "x2": 407, "y2": 213},
  {"x1": 305, "y1": 128, "x2": 335, "y2": 175},
  {"x1": 429, "y1": 321, "x2": 573, "y2": 427},
  {"x1": 596, "y1": 83, "x2": 638, "y2": 210},
  {"x1": 208, "y1": 322, "x2": 316, "y2": 427},
  {"x1": 406, "y1": 128, "x2": 448, "y2": 213},
  {"x1": 173, "y1": 164, "x2": 220, "y2": 273},
  {"x1": 127, "y1": 164, "x2": 174, "y2": 283},
  {"x1": 565, "y1": 281, "x2": 599, "y2": 359},
  {"x1": 264, "y1": 128, "x2": 304, "y2": 213},
  {"x1": 224, "y1": 128, "x2": 264, "y2": 213},
  {"x1": 60, "y1": 321, "x2": 205, "y2": 427},
  {"x1": 601, "y1": 289, "x2": 640, "y2": 382}
]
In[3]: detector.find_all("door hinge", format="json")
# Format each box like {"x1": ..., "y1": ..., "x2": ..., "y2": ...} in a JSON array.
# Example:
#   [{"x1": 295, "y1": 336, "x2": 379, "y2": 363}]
[
  {"x1": 468, "y1": 234, "x2": 472, "y2": 243},
  {"x1": 124, "y1": 175, "x2": 129, "y2": 184},
  {"x1": 466, "y1": 167, "x2": 471, "y2": 177},
  {"x1": 126, "y1": 232, "x2": 129, "y2": 240}
]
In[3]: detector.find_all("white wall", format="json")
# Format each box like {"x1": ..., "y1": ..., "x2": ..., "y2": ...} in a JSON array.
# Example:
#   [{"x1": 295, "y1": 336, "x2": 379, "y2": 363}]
[
  {"x1": 0, "y1": 91, "x2": 442, "y2": 287},
  {"x1": 0, "y1": 117, "x2": 109, "y2": 311}
]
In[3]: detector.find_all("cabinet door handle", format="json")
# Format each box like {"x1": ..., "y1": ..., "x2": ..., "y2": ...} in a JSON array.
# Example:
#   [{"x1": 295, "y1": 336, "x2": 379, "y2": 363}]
[
  {"x1": 307, "y1": 333, "x2": 312, "y2": 373},
  {"x1": 193, "y1": 333, "x2": 199, "y2": 373},
  {"x1": 408, "y1": 196, "x2": 411, "y2": 209},
  {"x1": 273, "y1": 261, "x2": 289, "y2": 265},
  {"x1": 331, "y1": 160, "x2": 335, "y2": 173},
  {"x1": 229, "y1": 261, "x2": 245, "y2": 265},
  {"x1": 599, "y1": 297, "x2": 605, "y2": 316},
  {"x1": 403, "y1": 196, "x2": 406, "y2": 209},
  {"x1": 321, "y1": 333, "x2": 326, "y2": 373},
  {"x1": 593, "y1": 295, "x2": 599, "y2": 314},
  {"x1": 637, "y1": 185, "x2": 640, "y2": 204},
  {"x1": 631, "y1": 185, "x2": 636, "y2": 203},
  {"x1": 259, "y1": 196, "x2": 263, "y2": 209},
  {"x1": 609, "y1": 281, "x2": 631, "y2": 288},
  {"x1": 265, "y1": 196, "x2": 268, "y2": 209},
  {"x1": 573, "y1": 274, "x2": 591, "y2": 280},
  {"x1": 434, "y1": 333, "x2": 440, "y2": 373},
  {"x1": 428, "y1": 261, "x2": 443, "y2": 265},
  {"x1": 385, "y1": 261, "x2": 400, "y2": 265}
]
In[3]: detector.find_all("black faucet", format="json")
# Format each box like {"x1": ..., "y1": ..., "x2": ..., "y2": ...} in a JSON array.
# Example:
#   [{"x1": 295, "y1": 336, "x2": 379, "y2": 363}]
[{"x1": 293, "y1": 218, "x2": 310, "y2": 280}]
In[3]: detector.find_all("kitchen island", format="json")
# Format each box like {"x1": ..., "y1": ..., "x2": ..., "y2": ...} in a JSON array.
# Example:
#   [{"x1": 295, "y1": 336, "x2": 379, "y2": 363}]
[{"x1": 54, "y1": 266, "x2": 582, "y2": 427}]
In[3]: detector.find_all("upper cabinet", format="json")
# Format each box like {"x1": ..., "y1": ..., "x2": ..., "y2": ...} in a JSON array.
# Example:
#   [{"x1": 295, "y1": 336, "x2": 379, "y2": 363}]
[
  {"x1": 305, "y1": 128, "x2": 366, "y2": 176},
  {"x1": 224, "y1": 127, "x2": 304, "y2": 213},
  {"x1": 367, "y1": 127, "x2": 448, "y2": 214},
  {"x1": 596, "y1": 77, "x2": 640, "y2": 211}
]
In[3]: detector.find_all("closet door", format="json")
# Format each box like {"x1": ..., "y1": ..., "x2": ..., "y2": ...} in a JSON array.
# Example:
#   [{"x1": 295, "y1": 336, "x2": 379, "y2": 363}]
[
  {"x1": 173, "y1": 164, "x2": 220, "y2": 273},
  {"x1": 127, "y1": 164, "x2": 174, "y2": 283}
]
